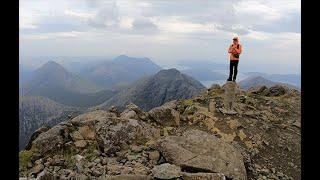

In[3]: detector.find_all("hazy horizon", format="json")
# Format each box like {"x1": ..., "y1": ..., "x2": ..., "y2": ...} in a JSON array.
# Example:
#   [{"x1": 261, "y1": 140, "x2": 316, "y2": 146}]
[{"x1": 19, "y1": 54, "x2": 300, "y2": 75}]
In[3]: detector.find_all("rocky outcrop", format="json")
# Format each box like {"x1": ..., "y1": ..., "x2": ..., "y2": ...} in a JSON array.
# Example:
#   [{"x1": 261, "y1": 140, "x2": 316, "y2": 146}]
[
  {"x1": 223, "y1": 81, "x2": 237, "y2": 110},
  {"x1": 265, "y1": 85, "x2": 288, "y2": 96},
  {"x1": 148, "y1": 101, "x2": 180, "y2": 126},
  {"x1": 25, "y1": 125, "x2": 50, "y2": 150},
  {"x1": 31, "y1": 122, "x2": 71, "y2": 154},
  {"x1": 120, "y1": 103, "x2": 148, "y2": 121},
  {"x1": 157, "y1": 129, "x2": 247, "y2": 180},
  {"x1": 98, "y1": 68, "x2": 206, "y2": 111},
  {"x1": 20, "y1": 82, "x2": 301, "y2": 180}
]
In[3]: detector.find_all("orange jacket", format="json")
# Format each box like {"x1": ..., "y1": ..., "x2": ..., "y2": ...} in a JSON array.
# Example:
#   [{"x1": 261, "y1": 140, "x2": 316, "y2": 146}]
[{"x1": 228, "y1": 44, "x2": 242, "y2": 61}]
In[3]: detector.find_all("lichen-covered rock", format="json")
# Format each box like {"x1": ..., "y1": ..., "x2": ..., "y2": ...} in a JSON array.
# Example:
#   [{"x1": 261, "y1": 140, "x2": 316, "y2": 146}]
[
  {"x1": 78, "y1": 126, "x2": 95, "y2": 140},
  {"x1": 25, "y1": 125, "x2": 51, "y2": 150},
  {"x1": 120, "y1": 103, "x2": 148, "y2": 120},
  {"x1": 31, "y1": 123, "x2": 70, "y2": 154},
  {"x1": 94, "y1": 117, "x2": 158, "y2": 155},
  {"x1": 70, "y1": 110, "x2": 117, "y2": 126},
  {"x1": 157, "y1": 129, "x2": 247, "y2": 180},
  {"x1": 148, "y1": 101, "x2": 180, "y2": 126}
]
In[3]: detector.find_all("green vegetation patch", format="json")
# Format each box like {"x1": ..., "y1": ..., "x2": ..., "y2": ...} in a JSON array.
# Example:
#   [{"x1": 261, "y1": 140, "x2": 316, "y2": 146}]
[
  {"x1": 177, "y1": 99, "x2": 194, "y2": 113},
  {"x1": 83, "y1": 141, "x2": 99, "y2": 161},
  {"x1": 19, "y1": 150, "x2": 33, "y2": 170}
]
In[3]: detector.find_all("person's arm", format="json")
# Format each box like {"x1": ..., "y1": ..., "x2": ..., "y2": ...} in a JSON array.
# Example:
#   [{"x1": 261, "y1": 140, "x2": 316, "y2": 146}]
[
  {"x1": 228, "y1": 45, "x2": 233, "y2": 53},
  {"x1": 233, "y1": 44, "x2": 242, "y2": 54}
]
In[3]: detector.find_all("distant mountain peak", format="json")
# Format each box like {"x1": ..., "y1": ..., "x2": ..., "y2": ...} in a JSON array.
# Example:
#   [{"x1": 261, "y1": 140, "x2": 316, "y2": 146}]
[
  {"x1": 115, "y1": 55, "x2": 129, "y2": 59},
  {"x1": 39, "y1": 61, "x2": 68, "y2": 73},
  {"x1": 42, "y1": 60, "x2": 63, "y2": 67},
  {"x1": 114, "y1": 55, "x2": 151, "y2": 62},
  {"x1": 239, "y1": 75, "x2": 300, "y2": 90},
  {"x1": 156, "y1": 68, "x2": 181, "y2": 76},
  {"x1": 99, "y1": 68, "x2": 205, "y2": 111}
]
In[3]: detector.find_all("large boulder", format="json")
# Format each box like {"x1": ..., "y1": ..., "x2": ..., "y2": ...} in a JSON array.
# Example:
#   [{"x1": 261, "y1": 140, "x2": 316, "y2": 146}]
[
  {"x1": 31, "y1": 122, "x2": 71, "y2": 154},
  {"x1": 25, "y1": 125, "x2": 50, "y2": 150},
  {"x1": 265, "y1": 85, "x2": 288, "y2": 96},
  {"x1": 148, "y1": 101, "x2": 180, "y2": 126},
  {"x1": 94, "y1": 117, "x2": 159, "y2": 155},
  {"x1": 156, "y1": 129, "x2": 247, "y2": 180},
  {"x1": 120, "y1": 103, "x2": 148, "y2": 121},
  {"x1": 70, "y1": 110, "x2": 117, "y2": 126},
  {"x1": 248, "y1": 85, "x2": 268, "y2": 95}
]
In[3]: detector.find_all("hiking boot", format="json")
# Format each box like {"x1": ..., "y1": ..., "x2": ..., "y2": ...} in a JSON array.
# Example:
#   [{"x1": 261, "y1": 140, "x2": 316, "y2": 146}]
[{"x1": 227, "y1": 78, "x2": 232, "y2": 81}]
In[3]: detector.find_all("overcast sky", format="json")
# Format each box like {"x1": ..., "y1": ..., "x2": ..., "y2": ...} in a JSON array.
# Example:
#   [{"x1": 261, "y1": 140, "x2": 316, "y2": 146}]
[{"x1": 19, "y1": 0, "x2": 301, "y2": 74}]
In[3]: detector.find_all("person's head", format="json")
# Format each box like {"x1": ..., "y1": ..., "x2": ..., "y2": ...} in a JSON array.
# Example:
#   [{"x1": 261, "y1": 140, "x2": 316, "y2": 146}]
[{"x1": 233, "y1": 37, "x2": 239, "y2": 44}]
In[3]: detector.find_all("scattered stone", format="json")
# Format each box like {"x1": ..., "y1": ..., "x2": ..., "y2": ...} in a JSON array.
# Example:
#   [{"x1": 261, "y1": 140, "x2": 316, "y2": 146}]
[
  {"x1": 227, "y1": 119, "x2": 241, "y2": 129},
  {"x1": 238, "y1": 129, "x2": 247, "y2": 141},
  {"x1": 74, "y1": 140, "x2": 87, "y2": 148},
  {"x1": 70, "y1": 131, "x2": 84, "y2": 141},
  {"x1": 148, "y1": 150, "x2": 160, "y2": 163},
  {"x1": 131, "y1": 145, "x2": 144, "y2": 153},
  {"x1": 32, "y1": 164, "x2": 44, "y2": 174}
]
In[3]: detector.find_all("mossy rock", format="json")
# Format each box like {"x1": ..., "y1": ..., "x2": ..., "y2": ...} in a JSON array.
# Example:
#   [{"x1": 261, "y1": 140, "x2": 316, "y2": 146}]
[
  {"x1": 177, "y1": 99, "x2": 194, "y2": 113},
  {"x1": 19, "y1": 150, "x2": 34, "y2": 170}
]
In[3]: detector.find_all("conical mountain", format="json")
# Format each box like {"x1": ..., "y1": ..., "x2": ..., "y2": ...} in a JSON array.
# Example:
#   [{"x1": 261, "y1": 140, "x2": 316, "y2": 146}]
[
  {"x1": 99, "y1": 68, "x2": 206, "y2": 111},
  {"x1": 20, "y1": 61, "x2": 117, "y2": 107}
]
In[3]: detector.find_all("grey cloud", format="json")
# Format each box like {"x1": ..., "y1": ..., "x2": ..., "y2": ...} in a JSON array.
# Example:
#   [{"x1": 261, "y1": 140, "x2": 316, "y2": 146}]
[
  {"x1": 87, "y1": 3, "x2": 120, "y2": 28},
  {"x1": 217, "y1": 24, "x2": 250, "y2": 35},
  {"x1": 132, "y1": 18, "x2": 157, "y2": 30},
  {"x1": 141, "y1": 0, "x2": 240, "y2": 23}
]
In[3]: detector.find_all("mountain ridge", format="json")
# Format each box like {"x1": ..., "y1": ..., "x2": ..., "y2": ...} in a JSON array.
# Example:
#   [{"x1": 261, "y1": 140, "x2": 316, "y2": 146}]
[{"x1": 98, "y1": 68, "x2": 206, "y2": 111}]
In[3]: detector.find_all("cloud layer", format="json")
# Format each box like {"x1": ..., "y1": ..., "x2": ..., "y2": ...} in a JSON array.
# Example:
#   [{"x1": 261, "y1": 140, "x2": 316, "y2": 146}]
[{"x1": 20, "y1": 0, "x2": 301, "y2": 73}]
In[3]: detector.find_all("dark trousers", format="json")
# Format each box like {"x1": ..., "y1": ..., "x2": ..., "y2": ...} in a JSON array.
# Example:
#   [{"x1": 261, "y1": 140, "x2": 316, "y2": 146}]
[{"x1": 228, "y1": 60, "x2": 239, "y2": 81}]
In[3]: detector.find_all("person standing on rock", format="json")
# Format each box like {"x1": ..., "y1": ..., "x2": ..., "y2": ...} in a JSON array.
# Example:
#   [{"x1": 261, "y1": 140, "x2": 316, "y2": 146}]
[{"x1": 227, "y1": 37, "x2": 243, "y2": 82}]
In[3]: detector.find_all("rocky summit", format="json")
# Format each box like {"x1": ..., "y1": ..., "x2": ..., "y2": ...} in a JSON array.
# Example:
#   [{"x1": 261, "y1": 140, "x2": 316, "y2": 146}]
[{"x1": 19, "y1": 83, "x2": 301, "y2": 180}]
